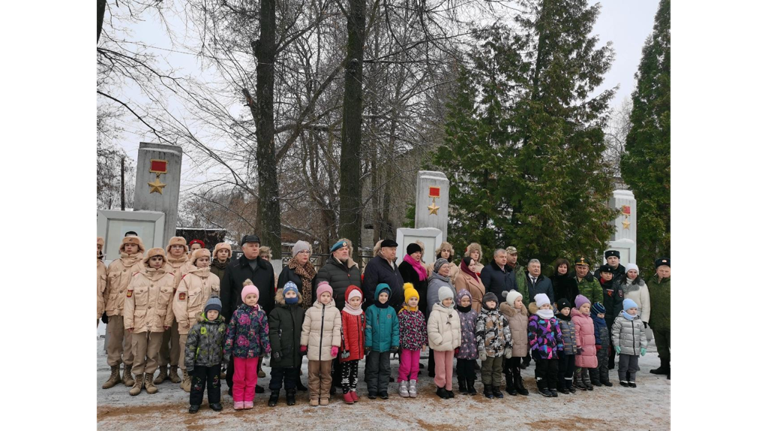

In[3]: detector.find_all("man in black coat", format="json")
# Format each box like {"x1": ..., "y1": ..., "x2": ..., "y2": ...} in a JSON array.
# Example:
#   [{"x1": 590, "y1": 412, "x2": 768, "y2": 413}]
[
  {"x1": 314, "y1": 238, "x2": 362, "y2": 310},
  {"x1": 362, "y1": 239, "x2": 404, "y2": 310},
  {"x1": 594, "y1": 250, "x2": 626, "y2": 280},
  {"x1": 480, "y1": 248, "x2": 518, "y2": 300},
  {"x1": 523, "y1": 259, "x2": 555, "y2": 305},
  {"x1": 220, "y1": 234, "x2": 276, "y2": 394}
]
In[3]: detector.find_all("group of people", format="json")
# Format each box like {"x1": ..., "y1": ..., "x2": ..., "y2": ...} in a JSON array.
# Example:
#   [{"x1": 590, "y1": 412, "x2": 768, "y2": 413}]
[{"x1": 97, "y1": 233, "x2": 671, "y2": 413}]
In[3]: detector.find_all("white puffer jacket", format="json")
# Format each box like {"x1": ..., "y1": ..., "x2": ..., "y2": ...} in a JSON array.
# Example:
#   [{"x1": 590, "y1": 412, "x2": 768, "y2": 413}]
[{"x1": 427, "y1": 303, "x2": 461, "y2": 351}]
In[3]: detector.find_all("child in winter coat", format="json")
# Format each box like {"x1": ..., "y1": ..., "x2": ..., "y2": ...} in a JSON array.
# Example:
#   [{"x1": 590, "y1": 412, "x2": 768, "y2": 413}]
[
  {"x1": 455, "y1": 289, "x2": 478, "y2": 395},
  {"x1": 571, "y1": 294, "x2": 597, "y2": 391},
  {"x1": 124, "y1": 247, "x2": 176, "y2": 396},
  {"x1": 476, "y1": 292, "x2": 512, "y2": 399},
  {"x1": 174, "y1": 248, "x2": 221, "y2": 392},
  {"x1": 223, "y1": 282, "x2": 271, "y2": 410},
  {"x1": 267, "y1": 281, "x2": 305, "y2": 407},
  {"x1": 528, "y1": 293, "x2": 563, "y2": 397},
  {"x1": 185, "y1": 297, "x2": 227, "y2": 413},
  {"x1": 590, "y1": 302, "x2": 613, "y2": 387},
  {"x1": 499, "y1": 290, "x2": 530, "y2": 396},
  {"x1": 340, "y1": 285, "x2": 366, "y2": 403},
  {"x1": 398, "y1": 283, "x2": 428, "y2": 398},
  {"x1": 364, "y1": 283, "x2": 400, "y2": 399},
  {"x1": 300, "y1": 282, "x2": 342, "y2": 406},
  {"x1": 427, "y1": 286, "x2": 461, "y2": 399},
  {"x1": 555, "y1": 298, "x2": 577, "y2": 394},
  {"x1": 612, "y1": 299, "x2": 648, "y2": 387}
]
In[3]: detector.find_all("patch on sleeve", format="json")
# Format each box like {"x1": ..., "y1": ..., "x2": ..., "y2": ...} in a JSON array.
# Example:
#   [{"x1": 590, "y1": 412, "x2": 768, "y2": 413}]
[
  {"x1": 126, "y1": 290, "x2": 133, "y2": 298},
  {"x1": 178, "y1": 292, "x2": 186, "y2": 301}
]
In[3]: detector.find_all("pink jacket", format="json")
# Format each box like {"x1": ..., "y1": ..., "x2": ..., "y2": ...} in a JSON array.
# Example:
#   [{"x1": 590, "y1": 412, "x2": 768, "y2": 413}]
[{"x1": 571, "y1": 309, "x2": 597, "y2": 368}]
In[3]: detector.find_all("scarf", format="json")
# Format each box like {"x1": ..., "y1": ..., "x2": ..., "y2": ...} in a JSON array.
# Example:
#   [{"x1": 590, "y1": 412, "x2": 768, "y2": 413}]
[
  {"x1": 556, "y1": 312, "x2": 571, "y2": 321},
  {"x1": 375, "y1": 300, "x2": 390, "y2": 309},
  {"x1": 403, "y1": 254, "x2": 427, "y2": 281},
  {"x1": 190, "y1": 266, "x2": 211, "y2": 278},
  {"x1": 622, "y1": 311, "x2": 637, "y2": 321},
  {"x1": 120, "y1": 252, "x2": 143, "y2": 267},
  {"x1": 212, "y1": 258, "x2": 229, "y2": 270},
  {"x1": 289, "y1": 256, "x2": 317, "y2": 309},
  {"x1": 536, "y1": 309, "x2": 554, "y2": 319},
  {"x1": 344, "y1": 302, "x2": 363, "y2": 316},
  {"x1": 166, "y1": 254, "x2": 188, "y2": 268},
  {"x1": 143, "y1": 265, "x2": 167, "y2": 279},
  {"x1": 460, "y1": 257, "x2": 479, "y2": 282},
  {"x1": 456, "y1": 304, "x2": 472, "y2": 314}
]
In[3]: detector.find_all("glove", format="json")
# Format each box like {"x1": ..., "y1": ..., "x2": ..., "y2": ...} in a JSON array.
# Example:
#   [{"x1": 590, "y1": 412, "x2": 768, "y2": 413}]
[
  {"x1": 479, "y1": 351, "x2": 487, "y2": 361},
  {"x1": 504, "y1": 348, "x2": 513, "y2": 359},
  {"x1": 273, "y1": 351, "x2": 282, "y2": 361},
  {"x1": 576, "y1": 347, "x2": 584, "y2": 355},
  {"x1": 454, "y1": 348, "x2": 459, "y2": 355},
  {"x1": 615, "y1": 346, "x2": 621, "y2": 354},
  {"x1": 643, "y1": 321, "x2": 648, "y2": 329},
  {"x1": 365, "y1": 346, "x2": 371, "y2": 354},
  {"x1": 640, "y1": 348, "x2": 646, "y2": 356},
  {"x1": 331, "y1": 346, "x2": 339, "y2": 358},
  {"x1": 101, "y1": 312, "x2": 109, "y2": 324},
  {"x1": 390, "y1": 346, "x2": 399, "y2": 354},
  {"x1": 300, "y1": 345, "x2": 308, "y2": 355},
  {"x1": 596, "y1": 345, "x2": 602, "y2": 351}
]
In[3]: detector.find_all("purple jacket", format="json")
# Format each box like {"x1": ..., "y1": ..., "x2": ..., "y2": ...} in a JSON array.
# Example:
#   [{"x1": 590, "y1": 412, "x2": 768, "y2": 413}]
[
  {"x1": 456, "y1": 306, "x2": 478, "y2": 360},
  {"x1": 527, "y1": 313, "x2": 563, "y2": 360}
]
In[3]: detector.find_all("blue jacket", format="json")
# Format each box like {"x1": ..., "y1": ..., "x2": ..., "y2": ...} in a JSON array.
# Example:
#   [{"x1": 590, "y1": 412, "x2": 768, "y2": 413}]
[
  {"x1": 591, "y1": 312, "x2": 609, "y2": 347},
  {"x1": 364, "y1": 284, "x2": 400, "y2": 352}
]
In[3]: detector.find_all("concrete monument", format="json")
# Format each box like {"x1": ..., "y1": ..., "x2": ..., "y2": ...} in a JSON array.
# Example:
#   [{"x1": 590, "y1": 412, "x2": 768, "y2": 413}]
[
  {"x1": 605, "y1": 189, "x2": 637, "y2": 264},
  {"x1": 133, "y1": 142, "x2": 183, "y2": 246},
  {"x1": 396, "y1": 227, "x2": 443, "y2": 266},
  {"x1": 414, "y1": 171, "x2": 449, "y2": 242}
]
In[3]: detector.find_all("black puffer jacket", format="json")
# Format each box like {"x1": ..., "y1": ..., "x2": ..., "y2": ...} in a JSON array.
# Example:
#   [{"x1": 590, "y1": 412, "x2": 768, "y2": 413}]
[
  {"x1": 398, "y1": 261, "x2": 429, "y2": 315},
  {"x1": 362, "y1": 256, "x2": 404, "y2": 311},
  {"x1": 268, "y1": 289, "x2": 305, "y2": 368},
  {"x1": 480, "y1": 261, "x2": 517, "y2": 301},
  {"x1": 220, "y1": 255, "x2": 276, "y2": 322},
  {"x1": 315, "y1": 257, "x2": 361, "y2": 310}
]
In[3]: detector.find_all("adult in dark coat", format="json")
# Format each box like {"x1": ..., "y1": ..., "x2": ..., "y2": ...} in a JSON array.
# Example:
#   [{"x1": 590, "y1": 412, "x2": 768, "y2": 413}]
[
  {"x1": 362, "y1": 239, "x2": 404, "y2": 311},
  {"x1": 551, "y1": 258, "x2": 579, "y2": 307},
  {"x1": 314, "y1": 238, "x2": 362, "y2": 310},
  {"x1": 596, "y1": 263, "x2": 624, "y2": 371},
  {"x1": 594, "y1": 250, "x2": 626, "y2": 280},
  {"x1": 522, "y1": 259, "x2": 555, "y2": 305},
  {"x1": 220, "y1": 235, "x2": 276, "y2": 394},
  {"x1": 398, "y1": 243, "x2": 429, "y2": 315},
  {"x1": 480, "y1": 249, "x2": 518, "y2": 301}
]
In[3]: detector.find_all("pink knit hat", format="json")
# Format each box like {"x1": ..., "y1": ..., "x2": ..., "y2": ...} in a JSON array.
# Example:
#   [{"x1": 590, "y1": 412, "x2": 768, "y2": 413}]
[
  {"x1": 316, "y1": 281, "x2": 333, "y2": 299},
  {"x1": 242, "y1": 284, "x2": 260, "y2": 303}
]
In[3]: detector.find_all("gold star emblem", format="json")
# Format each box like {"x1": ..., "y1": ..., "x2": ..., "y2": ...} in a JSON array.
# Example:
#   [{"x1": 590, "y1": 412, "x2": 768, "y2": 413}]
[
  {"x1": 622, "y1": 218, "x2": 631, "y2": 229},
  {"x1": 428, "y1": 201, "x2": 440, "y2": 215},
  {"x1": 148, "y1": 176, "x2": 166, "y2": 194}
]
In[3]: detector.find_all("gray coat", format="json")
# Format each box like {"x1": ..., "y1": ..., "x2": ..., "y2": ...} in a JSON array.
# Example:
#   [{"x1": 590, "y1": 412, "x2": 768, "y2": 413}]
[
  {"x1": 426, "y1": 273, "x2": 455, "y2": 319},
  {"x1": 556, "y1": 314, "x2": 577, "y2": 355},
  {"x1": 611, "y1": 314, "x2": 648, "y2": 356}
]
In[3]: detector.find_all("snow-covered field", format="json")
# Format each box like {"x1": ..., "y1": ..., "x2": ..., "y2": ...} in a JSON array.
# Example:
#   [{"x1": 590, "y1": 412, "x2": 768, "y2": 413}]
[{"x1": 97, "y1": 336, "x2": 670, "y2": 430}]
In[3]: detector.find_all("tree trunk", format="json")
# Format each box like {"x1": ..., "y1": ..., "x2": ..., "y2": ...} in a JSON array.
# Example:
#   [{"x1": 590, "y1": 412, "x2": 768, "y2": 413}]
[
  {"x1": 97, "y1": 0, "x2": 106, "y2": 42},
  {"x1": 339, "y1": 0, "x2": 366, "y2": 259},
  {"x1": 245, "y1": 0, "x2": 281, "y2": 253}
]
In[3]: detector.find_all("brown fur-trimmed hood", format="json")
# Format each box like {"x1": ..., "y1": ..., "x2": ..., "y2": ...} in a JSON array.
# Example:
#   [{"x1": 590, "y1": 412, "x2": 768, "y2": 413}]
[{"x1": 275, "y1": 287, "x2": 303, "y2": 307}]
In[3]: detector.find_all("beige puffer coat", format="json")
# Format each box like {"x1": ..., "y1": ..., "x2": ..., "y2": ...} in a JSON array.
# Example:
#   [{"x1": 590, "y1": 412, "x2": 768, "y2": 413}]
[
  {"x1": 427, "y1": 303, "x2": 462, "y2": 351},
  {"x1": 499, "y1": 302, "x2": 530, "y2": 357},
  {"x1": 105, "y1": 253, "x2": 145, "y2": 316},
  {"x1": 300, "y1": 300, "x2": 342, "y2": 361}
]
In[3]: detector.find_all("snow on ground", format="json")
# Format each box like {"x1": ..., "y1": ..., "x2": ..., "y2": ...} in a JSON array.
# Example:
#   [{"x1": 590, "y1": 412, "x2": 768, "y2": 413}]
[{"x1": 97, "y1": 338, "x2": 670, "y2": 430}]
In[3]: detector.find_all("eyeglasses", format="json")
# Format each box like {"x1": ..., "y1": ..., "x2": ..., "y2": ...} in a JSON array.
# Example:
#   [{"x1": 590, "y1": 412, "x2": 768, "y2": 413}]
[{"x1": 297, "y1": 250, "x2": 311, "y2": 254}]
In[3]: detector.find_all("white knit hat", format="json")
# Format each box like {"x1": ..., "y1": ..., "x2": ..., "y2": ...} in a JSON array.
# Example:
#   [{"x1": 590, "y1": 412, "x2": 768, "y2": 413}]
[
  {"x1": 534, "y1": 293, "x2": 550, "y2": 308},
  {"x1": 438, "y1": 286, "x2": 454, "y2": 301},
  {"x1": 626, "y1": 263, "x2": 639, "y2": 273},
  {"x1": 506, "y1": 290, "x2": 522, "y2": 305}
]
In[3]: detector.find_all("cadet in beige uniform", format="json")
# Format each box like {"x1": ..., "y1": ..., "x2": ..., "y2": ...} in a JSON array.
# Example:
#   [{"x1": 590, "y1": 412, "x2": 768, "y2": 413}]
[
  {"x1": 124, "y1": 248, "x2": 176, "y2": 395},
  {"x1": 155, "y1": 236, "x2": 189, "y2": 385},
  {"x1": 102, "y1": 236, "x2": 145, "y2": 389}
]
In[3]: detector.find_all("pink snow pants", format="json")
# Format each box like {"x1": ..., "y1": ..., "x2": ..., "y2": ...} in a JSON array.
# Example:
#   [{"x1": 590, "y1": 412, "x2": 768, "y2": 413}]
[
  {"x1": 434, "y1": 350, "x2": 455, "y2": 391},
  {"x1": 398, "y1": 349, "x2": 421, "y2": 382},
  {"x1": 233, "y1": 357, "x2": 259, "y2": 403}
]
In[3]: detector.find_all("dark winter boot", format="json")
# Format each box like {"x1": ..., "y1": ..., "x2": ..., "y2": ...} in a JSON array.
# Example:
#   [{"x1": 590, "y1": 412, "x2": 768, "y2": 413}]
[
  {"x1": 483, "y1": 384, "x2": 493, "y2": 399},
  {"x1": 436, "y1": 386, "x2": 449, "y2": 399},
  {"x1": 286, "y1": 389, "x2": 297, "y2": 406},
  {"x1": 268, "y1": 390, "x2": 280, "y2": 407},
  {"x1": 210, "y1": 403, "x2": 223, "y2": 411},
  {"x1": 557, "y1": 382, "x2": 568, "y2": 394},
  {"x1": 573, "y1": 369, "x2": 586, "y2": 390},
  {"x1": 514, "y1": 370, "x2": 529, "y2": 395},
  {"x1": 536, "y1": 379, "x2": 551, "y2": 397},
  {"x1": 584, "y1": 372, "x2": 594, "y2": 391},
  {"x1": 467, "y1": 378, "x2": 478, "y2": 395},
  {"x1": 492, "y1": 386, "x2": 504, "y2": 399},
  {"x1": 650, "y1": 359, "x2": 670, "y2": 375},
  {"x1": 566, "y1": 378, "x2": 576, "y2": 394},
  {"x1": 458, "y1": 378, "x2": 468, "y2": 395},
  {"x1": 296, "y1": 379, "x2": 308, "y2": 391},
  {"x1": 188, "y1": 404, "x2": 200, "y2": 414},
  {"x1": 505, "y1": 374, "x2": 517, "y2": 396},
  {"x1": 600, "y1": 362, "x2": 612, "y2": 386}
]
